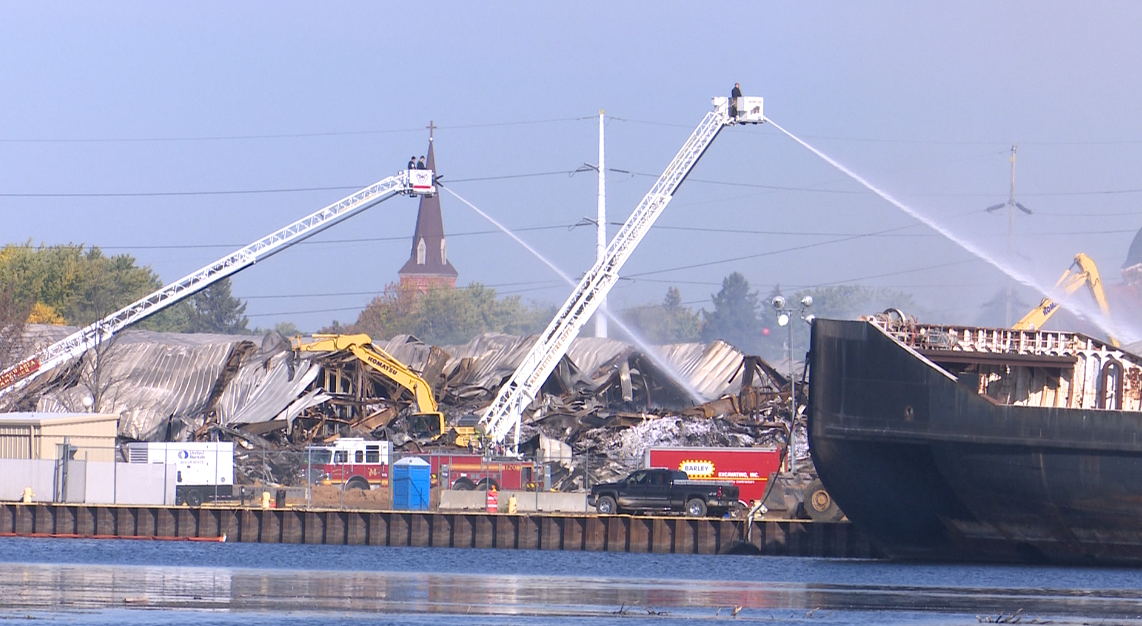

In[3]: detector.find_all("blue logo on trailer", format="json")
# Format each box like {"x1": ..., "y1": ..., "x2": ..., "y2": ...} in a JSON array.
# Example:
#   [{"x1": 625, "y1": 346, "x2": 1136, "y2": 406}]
[{"x1": 177, "y1": 450, "x2": 189, "y2": 459}]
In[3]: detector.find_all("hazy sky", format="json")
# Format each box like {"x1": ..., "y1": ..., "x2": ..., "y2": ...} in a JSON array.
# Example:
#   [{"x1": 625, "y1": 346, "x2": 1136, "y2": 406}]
[{"x1": 4, "y1": 2, "x2": 1142, "y2": 334}]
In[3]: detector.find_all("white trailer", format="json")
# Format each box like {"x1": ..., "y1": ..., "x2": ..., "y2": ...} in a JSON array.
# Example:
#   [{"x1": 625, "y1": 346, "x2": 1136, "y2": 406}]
[{"x1": 127, "y1": 441, "x2": 234, "y2": 506}]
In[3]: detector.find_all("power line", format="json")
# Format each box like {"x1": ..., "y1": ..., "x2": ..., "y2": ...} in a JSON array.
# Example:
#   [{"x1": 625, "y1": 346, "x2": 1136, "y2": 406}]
[
  {"x1": 241, "y1": 279, "x2": 564, "y2": 300},
  {"x1": 608, "y1": 116, "x2": 1142, "y2": 146},
  {"x1": 0, "y1": 117, "x2": 595, "y2": 144},
  {"x1": 246, "y1": 283, "x2": 563, "y2": 318},
  {"x1": 623, "y1": 222, "x2": 927, "y2": 278},
  {"x1": 1033, "y1": 210, "x2": 1142, "y2": 217},
  {"x1": 0, "y1": 171, "x2": 574, "y2": 198},
  {"x1": 626, "y1": 277, "x2": 722, "y2": 287},
  {"x1": 7, "y1": 111, "x2": 1142, "y2": 151},
  {"x1": 447, "y1": 171, "x2": 573, "y2": 183},
  {"x1": 0, "y1": 185, "x2": 361, "y2": 198},
  {"x1": 0, "y1": 170, "x2": 583, "y2": 198},
  {"x1": 6, "y1": 163, "x2": 1142, "y2": 199},
  {"x1": 626, "y1": 168, "x2": 1142, "y2": 198},
  {"x1": 36, "y1": 212, "x2": 1142, "y2": 257},
  {"x1": 806, "y1": 259, "x2": 981, "y2": 288},
  {"x1": 89, "y1": 223, "x2": 576, "y2": 251},
  {"x1": 246, "y1": 306, "x2": 363, "y2": 319},
  {"x1": 649, "y1": 224, "x2": 928, "y2": 237}
]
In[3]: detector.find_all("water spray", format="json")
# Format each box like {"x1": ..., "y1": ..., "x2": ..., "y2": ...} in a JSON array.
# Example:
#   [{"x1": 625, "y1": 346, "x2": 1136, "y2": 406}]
[
  {"x1": 441, "y1": 185, "x2": 708, "y2": 405},
  {"x1": 765, "y1": 117, "x2": 1141, "y2": 345}
]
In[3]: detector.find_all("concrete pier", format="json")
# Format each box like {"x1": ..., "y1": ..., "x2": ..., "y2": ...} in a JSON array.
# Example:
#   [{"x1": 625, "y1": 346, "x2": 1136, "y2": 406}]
[{"x1": 0, "y1": 502, "x2": 878, "y2": 557}]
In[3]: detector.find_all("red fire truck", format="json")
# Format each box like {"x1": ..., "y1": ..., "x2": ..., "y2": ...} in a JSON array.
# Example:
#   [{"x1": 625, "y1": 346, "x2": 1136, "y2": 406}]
[
  {"x1": 644, "y1": 446, "x2": 782, "y2": 506},
  {"x1": 305, "y1": 438, "x2": 536, "y2": 491}
]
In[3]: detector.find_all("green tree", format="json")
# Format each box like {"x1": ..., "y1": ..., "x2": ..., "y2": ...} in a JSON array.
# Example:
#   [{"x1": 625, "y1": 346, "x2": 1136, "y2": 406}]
[
  {"x1": 141, "y1": 301, "x2": 193, "y2": 333},
  {"x1": 186, "y1": 279, "x2": 249, "y2": 334},
  {"x1": 763, "y1": 285, "x2": 920, "y2": 361},
  {"x1": 272, "y1": 321, "x2": 302, "y2": 337},
  {"x1": 701, "y1": 272, "x2": 764, "y2": 353},
  {"x1": 67, "y1": 249, "x2": 163, "y2": 325},
  {"x1": 620, "y1": 286, "x2": 701, "y2": 344},
  {"x1": 0, "y1": 283, "x2": 31, "y2": 372},
  {"x1": 0, "y1": 242, "x2": 250, "y2": 334},
  {"x1": 0, "y1": 242, "x2": 166, "y2": 326},
  {"x1": 333, "y1": 282, "x2": 552, "y2": 345}
]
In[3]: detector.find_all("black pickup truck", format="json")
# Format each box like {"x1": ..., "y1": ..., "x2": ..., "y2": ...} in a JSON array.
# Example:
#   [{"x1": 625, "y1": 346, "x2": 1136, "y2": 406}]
[{"x1": 587, "y1": 468, "x2": 740, "y2": 517}]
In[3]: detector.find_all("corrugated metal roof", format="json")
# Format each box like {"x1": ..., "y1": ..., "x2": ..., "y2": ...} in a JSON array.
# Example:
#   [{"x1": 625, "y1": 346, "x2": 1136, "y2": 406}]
[
  {"x1": 384, "y1": 333, "x2": 746, "y2": 402},
  {"x1": 18, "y1": 325, "x2": 752, "y2": 441},
  {"x1": 651, "y1": 340, "x2": 746, "y2": 401},
  {"x1": 29, "y1": 329, "x2": 310, "y2": 441},
  {"x1": 219, "y1": 353, "x2": 322, "y2": 426}
]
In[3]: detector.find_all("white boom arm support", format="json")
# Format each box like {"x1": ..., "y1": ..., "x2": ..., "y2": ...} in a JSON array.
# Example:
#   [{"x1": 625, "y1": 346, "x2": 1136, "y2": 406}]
[
  {"x1": 480, "y1": 96, "x2": 764, "y2": 448},
  {"x1": 0, "y1": 169, "x2": 435, "y2": 396}
]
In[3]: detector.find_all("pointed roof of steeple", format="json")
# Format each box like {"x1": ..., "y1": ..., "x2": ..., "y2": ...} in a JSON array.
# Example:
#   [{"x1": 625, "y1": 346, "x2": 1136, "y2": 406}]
[{"x1": 399, "y1": 137, "x2": 458, "y2": 278}]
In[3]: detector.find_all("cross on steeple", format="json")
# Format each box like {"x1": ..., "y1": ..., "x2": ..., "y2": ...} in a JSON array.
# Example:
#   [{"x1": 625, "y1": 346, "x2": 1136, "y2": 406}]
[{"x1": 426, "y1": 120, "x2": 436, "y2": 141}]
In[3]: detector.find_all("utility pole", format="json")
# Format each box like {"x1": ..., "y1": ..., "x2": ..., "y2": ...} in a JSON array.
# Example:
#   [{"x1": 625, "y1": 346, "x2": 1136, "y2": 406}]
[
  {"x1": 986, "y1": 144, "x2": 1032, "y2": 326},
  {"x1": 595, "y1": 109, "x2": 608, "y2": 338}
]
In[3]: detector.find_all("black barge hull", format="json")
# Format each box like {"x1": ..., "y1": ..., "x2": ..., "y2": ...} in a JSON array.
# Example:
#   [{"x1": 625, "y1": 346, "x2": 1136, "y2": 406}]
[{"x1": 808, "y1": 318, "x2": 1142, "y2": 566}]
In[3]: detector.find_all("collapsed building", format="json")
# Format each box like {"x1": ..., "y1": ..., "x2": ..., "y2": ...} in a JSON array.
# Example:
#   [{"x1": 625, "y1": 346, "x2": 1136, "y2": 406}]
[{"x1": 7, "y1": 325, "x2": 805, "y2": 488}]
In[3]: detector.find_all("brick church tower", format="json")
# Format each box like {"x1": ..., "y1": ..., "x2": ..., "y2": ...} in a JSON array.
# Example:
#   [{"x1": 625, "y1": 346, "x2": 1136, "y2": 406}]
[{"x1": 399, "y1": 132, "x2": 458, "y2": 292}]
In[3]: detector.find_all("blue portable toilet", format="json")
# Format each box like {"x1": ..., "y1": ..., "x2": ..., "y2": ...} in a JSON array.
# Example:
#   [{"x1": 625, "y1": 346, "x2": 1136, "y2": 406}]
[{"x1": 392, "y1": 457, "x2": 430, "y2": 510}]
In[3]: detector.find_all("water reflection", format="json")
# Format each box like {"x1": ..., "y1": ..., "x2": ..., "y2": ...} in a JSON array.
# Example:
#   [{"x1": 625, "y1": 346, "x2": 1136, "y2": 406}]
[
  {"x1": 7, "y1": 561, "x2": 1142, "y2": 622},
  {"x1": 0, "y1": 562, "x2": 791, "y2": 616}
]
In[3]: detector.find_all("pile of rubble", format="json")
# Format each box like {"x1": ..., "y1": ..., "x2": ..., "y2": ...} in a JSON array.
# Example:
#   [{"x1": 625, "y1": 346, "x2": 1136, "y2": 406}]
[
  {"x1": 14, "y1": 325, "x2": 809, "y2": 490},
  {"x1": 284, "y1": 335, "x2": 804, "y2": 489}
]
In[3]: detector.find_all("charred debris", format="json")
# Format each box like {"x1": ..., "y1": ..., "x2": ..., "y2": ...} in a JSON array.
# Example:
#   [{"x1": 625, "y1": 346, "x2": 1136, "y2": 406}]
[
  {"x1": 14, "y1": 326, "x2": 809, "y2": 490},
  {"x1": 225, "y1": 338, "x2": 807, "y2": 490}
]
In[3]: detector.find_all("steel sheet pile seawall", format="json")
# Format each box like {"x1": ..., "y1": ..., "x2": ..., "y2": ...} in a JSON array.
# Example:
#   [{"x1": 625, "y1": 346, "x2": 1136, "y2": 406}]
[
  {"x1": 808, "y1": 317, "x2": 1142, "y2": 566},
  {"x1": 0, "y1": 502, "x2": 875, "y2": 558}
]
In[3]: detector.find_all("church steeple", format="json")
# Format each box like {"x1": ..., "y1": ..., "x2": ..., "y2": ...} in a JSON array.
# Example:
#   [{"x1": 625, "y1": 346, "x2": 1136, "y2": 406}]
[{"x1": 399, "y1": 127, "x2": 458, "y2": 292}]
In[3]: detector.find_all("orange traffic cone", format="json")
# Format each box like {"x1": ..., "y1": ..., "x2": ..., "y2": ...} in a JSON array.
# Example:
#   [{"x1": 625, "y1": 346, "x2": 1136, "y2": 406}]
[{"x1": 486, "y1": 486, "x2": 499, "y2": 514}]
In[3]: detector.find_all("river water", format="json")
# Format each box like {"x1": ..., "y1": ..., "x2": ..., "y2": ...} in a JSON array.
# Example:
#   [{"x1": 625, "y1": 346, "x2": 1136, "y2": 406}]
[{"x1": 2, "y1": 536, "x2": 1141, "y2": 625}]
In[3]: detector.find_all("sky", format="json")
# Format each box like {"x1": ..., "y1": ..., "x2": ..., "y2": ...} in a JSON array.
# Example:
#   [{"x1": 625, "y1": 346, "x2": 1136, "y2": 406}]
[{"x1": 4, "y1": 2, "x2": 1142, "y2": 338}]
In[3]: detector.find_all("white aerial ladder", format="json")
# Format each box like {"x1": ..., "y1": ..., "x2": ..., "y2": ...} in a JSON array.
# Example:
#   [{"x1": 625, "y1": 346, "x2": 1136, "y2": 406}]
[
  {"x1": 479, "y1": 94, "x2": 765, "y2": 449},
  {"x1": 0, "y1": 169, "x2": 436, "y2": 398}
]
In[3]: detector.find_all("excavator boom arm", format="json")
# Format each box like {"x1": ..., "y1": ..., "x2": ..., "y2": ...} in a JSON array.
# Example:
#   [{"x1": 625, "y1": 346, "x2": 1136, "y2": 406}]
[
  {"x1": 1013, "y1": 253, "x2": 1119, "y2": 347},
  {"x1": 293, "y1": 333, "x2": 441, "y2": 418}
]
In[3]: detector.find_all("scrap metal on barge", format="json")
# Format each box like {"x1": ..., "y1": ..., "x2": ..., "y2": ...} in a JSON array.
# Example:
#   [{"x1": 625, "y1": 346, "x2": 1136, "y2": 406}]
[{"x1": 809, "y1": 310, "x2": 1142, "y2": 566}]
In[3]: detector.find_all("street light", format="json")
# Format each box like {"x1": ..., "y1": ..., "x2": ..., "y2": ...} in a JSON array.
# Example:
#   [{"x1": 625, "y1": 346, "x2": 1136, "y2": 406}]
[{"x1": 772, "y1": 294, "x2": 812, "y2": 473}]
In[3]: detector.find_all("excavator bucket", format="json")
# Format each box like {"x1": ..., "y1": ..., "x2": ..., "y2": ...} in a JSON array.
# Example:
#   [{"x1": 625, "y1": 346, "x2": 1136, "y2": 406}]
[
  {"x1": 757, "y1": 470, "x2": 845, "y2": 522},
  {"x1": 757, "y1": 471, "x2": 811, "y2": 519}
]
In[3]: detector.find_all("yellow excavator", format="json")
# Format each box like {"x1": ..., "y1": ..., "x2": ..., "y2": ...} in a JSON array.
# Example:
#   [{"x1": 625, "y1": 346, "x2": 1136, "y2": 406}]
[
  {"x1": 1013, "y1": 253, "x2": 1120, "y2": 347},
  {"x1": 292, "y1": 334, "x2": 475, "y2": 445}
]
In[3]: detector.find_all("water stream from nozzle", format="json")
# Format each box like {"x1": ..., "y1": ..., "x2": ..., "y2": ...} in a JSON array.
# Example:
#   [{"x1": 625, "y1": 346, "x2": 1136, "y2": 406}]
[
  {"x1": 765, "y1": 117, "x2": 1140, "y2": 345},
  {"x1": 441, "y1": 186, "x2": 707, "y2": 405}
]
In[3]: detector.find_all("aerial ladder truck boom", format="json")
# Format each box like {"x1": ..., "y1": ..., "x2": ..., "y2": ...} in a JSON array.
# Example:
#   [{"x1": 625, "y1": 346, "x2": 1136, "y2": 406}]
[
  {"x1": 0, "y1": 169, "x2": 436, "y2": 397},
  {"x1": 1014, "y1": 252, "x2": 1120, "y2": 347},
  {"x1": 478, "y1": 94, "x2": 766, "y2": 449}
]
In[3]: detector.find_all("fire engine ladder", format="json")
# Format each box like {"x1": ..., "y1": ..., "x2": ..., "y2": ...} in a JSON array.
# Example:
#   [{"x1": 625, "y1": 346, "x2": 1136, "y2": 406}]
[
  {"x1": 0, "y1": 170, "x2": 433, "y2": 397},
  {"x1": 479, "y1": 97, "x2": 746, "y2": 450}
]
